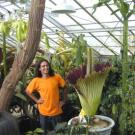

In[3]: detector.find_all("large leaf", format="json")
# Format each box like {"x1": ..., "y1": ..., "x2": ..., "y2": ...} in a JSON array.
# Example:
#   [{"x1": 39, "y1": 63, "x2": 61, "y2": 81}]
[
  {"x1": 15, "y1": 92, "x2": 27, "y2": 102},
  {"x1": 119, "y1": 1, "x2": 129, "y2": 17},
  {"x1": 12, "y1": 19, "x2": 28, "y2": 42},
  {"x1": 76, "y1": 68, "x2": 110, "y2": 117},
  {"x1": 92, "y1": 0, "x2": 111, "y2": 14},
  {"x1": 41, "y1": 32, "x2": 50, "y2": 49},
  {"x1": 0, "y1": 20, "x2": 12, "y2": 36}
]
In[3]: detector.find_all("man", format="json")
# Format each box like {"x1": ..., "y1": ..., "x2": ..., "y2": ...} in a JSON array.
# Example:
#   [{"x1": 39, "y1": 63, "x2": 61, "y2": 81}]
[{"x1": 26, "y1": 59, "x2": 67, "y2": 135}]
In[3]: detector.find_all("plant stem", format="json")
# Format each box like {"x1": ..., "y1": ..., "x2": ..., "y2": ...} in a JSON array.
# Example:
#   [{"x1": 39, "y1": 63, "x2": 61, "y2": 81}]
[
  {"x1": 121, "y1": 17, "x2": 128, "y2": 135},
  {"x1": 86, "y1": 47, "x2": 93, "y2": 76},
  {"x1": 2, "y1": 33, "x2": 7, "y2": 77},
  {"x1": 122, "y1": 17, "x2": 128, "y2": 97}
]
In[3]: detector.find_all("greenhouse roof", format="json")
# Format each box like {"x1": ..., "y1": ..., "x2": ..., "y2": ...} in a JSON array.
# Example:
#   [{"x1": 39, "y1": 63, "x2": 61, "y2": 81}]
[{"x1": 0, "y1": 0, "x2": 135, "y2": 56}]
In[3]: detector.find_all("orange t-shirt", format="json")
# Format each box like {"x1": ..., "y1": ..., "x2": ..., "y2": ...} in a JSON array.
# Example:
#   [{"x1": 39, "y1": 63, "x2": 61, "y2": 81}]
[{"x1": 26, "y1": 74, "x2": 65, "y2": 116}]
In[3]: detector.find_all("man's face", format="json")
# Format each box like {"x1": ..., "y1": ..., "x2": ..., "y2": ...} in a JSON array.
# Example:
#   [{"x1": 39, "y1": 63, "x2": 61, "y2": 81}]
[{"x1": 39, "y1": 61, "x2": 49, "y2": 75}]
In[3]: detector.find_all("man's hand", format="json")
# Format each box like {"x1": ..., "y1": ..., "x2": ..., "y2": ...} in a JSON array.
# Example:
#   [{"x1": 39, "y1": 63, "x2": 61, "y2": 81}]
[
  {"x1": 37, "y1": 98, "x2": 44, "y2": 104},
  {"x1": 60, "y1": 101, "x2": 65, "y2": 107}
]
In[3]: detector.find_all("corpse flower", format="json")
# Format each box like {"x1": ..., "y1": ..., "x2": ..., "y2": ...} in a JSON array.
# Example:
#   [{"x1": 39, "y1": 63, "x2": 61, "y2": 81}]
[{"x1": 66, "y1": 48, "x2": 111, "y2": 117}]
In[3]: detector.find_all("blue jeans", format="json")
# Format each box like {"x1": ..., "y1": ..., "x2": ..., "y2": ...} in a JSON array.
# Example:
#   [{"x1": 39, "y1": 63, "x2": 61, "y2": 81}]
[{"x1": 40, "y1": 114, "x2": 62, "y2": 135}]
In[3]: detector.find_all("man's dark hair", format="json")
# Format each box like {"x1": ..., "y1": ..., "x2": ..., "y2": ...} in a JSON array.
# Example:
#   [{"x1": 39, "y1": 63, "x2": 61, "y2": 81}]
[
  {"x1": 35, "y1": 59, "x2": 54, "y2": 77},
  {"x1": 0, "y1": 111, "x2": 20, "y2": 135}
]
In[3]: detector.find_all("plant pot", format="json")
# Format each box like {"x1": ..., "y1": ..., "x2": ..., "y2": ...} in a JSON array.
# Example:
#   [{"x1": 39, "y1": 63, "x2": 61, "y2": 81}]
[{"x1": 68, "y1": 115, "x2": 115, "y2": 135}]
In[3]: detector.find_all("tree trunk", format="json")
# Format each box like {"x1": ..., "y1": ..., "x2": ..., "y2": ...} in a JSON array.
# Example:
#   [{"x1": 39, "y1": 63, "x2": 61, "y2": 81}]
[{"x1": 0, "y1": 0, "x2": 46, "y2": 110}]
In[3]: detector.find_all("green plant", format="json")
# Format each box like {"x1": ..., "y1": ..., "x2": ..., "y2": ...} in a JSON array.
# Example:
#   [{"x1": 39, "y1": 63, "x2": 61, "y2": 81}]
[
  {"x1": 6, "y1": 0, "x2": 28, "y2": 4},
  {"x1": 51, "y1": 34, "x2": 87, "y2": 76},
  {"x1": 0, "y1": 20, "x2": 12, "y2": 77},
  {"x1": 76, "y1": 67, "x2": 110, "y2": 117},
  {"x1": 25, "y1": 128, "x2": 44, "y2": 135},
  {"x1": 12, "y1": 19, "x2": 28, "y2": 42},
  {"x1": 67, "y1": 47, "x2": 111, "y2": 117},
  {"x1": 93, "y1": 1, "x2": 135, "y2": 134},
  {"x1": 99, "y1": 56, "x2": 135, "y2": 135}
]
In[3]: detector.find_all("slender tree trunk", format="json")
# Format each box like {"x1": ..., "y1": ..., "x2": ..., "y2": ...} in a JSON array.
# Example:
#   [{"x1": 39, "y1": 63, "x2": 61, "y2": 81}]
[{"x1": 0, "y1": 0, "x2": 46, "y2": 110}]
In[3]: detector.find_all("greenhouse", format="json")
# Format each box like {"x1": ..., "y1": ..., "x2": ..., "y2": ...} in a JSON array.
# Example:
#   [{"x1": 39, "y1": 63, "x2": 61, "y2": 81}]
[{"x1": 0, "y1": 0, "x2": 135, "y2": 135}]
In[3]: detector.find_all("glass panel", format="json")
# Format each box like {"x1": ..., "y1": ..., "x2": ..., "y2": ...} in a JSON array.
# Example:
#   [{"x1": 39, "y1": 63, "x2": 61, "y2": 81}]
[
  {"x1": 53, "y1": 14, "x2": 77, "y2": 25},
  {"x1": 92, "y1": 47, "x2": 114, "y2": 55},
  {"x1": 0, "y1": 0, "x2": 134, "y2": 55}
]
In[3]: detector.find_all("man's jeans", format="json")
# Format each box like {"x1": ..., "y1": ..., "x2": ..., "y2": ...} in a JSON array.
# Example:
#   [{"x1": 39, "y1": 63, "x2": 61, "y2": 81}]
[{"x1": 40, "y1": 114, "x2": 62, "y2": 135}]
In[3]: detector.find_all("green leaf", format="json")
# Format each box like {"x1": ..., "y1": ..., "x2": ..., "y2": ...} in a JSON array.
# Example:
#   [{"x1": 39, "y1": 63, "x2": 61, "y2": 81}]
[
  {"x1": 92, "y1": 0, "x2": 111, "y2": 14},
  {"x1": 0, "y1": 20, "x2": 12, "y2": 36},
  {"x1": 112, "y1": 104, "x2": 116, "y2": 115},
  {"x1": 127, "y1": 10, "x2": 133, "y2": 18},
  {"x1": 44, "y1": 32, "x2": 50, "y2": 49},
  {"x1": 73, "y1": 34, "x2": 87, "y2": 66},
  {"x1": 15, "y1": 92, "x2": 27, "y2": 102},
  {"x1": 13, "y1": 19, "x2": 28, "y2": 42},
  {"x1": 119, "y1": 1, "x2": 129, "y2": 17},
  {"x1": 113, "y1": 0, "x2": 117, "y2": 4},
  {"x1": 25, "y1": 131, "x2": 33, "y2": 135},
  {"x1": 34, "y1": 128, "x2": 44, "y2": 133},
  {"x1": 93, "y1": 2, "x2": 103, "y2": 14},
  {"x1": 127, "y1": 4, "x2": 135, "y2": 18}
]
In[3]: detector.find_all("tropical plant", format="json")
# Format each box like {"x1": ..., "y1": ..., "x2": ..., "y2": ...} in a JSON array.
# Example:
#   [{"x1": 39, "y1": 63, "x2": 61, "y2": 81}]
[
  {"x1": 51, "y1": 33, "x2": 87, "y2": 76},
  {"x1": 0, "y1": 19, "x2": 12, "y2": 77},
  {"x1": 12, "y1": 19, "x2": 28, "y2": 43},
  {"x1": 99, "y1": 56, "x2": 135, "y2": 135},
  {"x1": 67, "y1": 47, "x2": 111, "y2": 117},
  {"x1": 93, "y1": 0, "x2": 135, "y2": 134},
  {"x1": 76, "y1": 65, "x2": 110, "y2": 117},
  {"x1": 25, "y1": 128, "x2": 44, "y2": 135},
  {"x1": 5, "y1": 0, "x2": 28, "y2": 4}
]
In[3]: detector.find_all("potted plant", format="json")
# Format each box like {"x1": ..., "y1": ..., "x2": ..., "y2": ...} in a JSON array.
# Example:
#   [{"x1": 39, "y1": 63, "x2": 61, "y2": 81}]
[{"x1": 67, "y1": 48, "x2": 115, "y2": 135}]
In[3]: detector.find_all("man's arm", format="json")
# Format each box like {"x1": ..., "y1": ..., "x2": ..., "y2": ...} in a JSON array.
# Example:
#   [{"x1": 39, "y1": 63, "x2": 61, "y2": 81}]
[{"x1": 25, "y1": 89, "x2": 44, "y2": 104}]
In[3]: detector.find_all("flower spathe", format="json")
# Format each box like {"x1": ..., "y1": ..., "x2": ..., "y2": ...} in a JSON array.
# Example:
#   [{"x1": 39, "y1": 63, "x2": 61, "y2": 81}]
[{"x1": 76, "y1": 67, "x2": 111, "y2": 117}]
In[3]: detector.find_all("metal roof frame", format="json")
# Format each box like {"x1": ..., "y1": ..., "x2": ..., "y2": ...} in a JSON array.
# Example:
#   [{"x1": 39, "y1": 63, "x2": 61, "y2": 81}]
[{"x1": 0, "y1": 0, "x2": 135, "y2": 56}]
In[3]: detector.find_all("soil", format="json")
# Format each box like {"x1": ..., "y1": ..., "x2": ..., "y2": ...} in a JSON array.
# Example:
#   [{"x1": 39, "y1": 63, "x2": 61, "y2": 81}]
[
  {"x1": 89, "y1": 117, "x2": 110, "y2": 129},
  {"x1": 70, "y1": 116, "x2": 110, "y2": 129}
]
